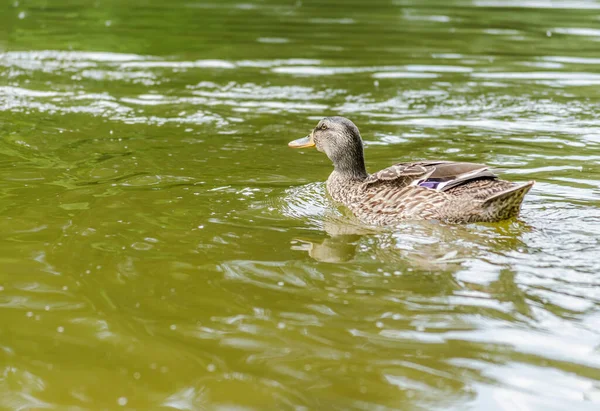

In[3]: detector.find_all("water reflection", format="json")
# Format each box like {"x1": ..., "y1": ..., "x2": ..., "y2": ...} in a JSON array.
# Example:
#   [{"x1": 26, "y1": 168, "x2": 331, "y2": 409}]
[
  {"x1": 290, "y1": 214, "x2": 531, "y2": 266},
  {"x1": 292, "y1": 235, "x2": 361, "y2": 263}
]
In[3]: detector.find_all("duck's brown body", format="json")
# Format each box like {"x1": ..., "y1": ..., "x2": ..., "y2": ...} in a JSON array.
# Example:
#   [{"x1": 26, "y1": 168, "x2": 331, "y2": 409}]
[
  {"x1": 327, "y1": 161, "x2": 533, "y2": 224},
  {"x1": 290, "y1": 117, "x2": 533, "y2": 225}
]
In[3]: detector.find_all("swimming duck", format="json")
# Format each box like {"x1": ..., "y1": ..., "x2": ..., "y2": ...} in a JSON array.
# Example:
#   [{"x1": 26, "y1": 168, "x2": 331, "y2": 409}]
[{"x1": 288, "y1": 117, "x2": 533, "y2": 224}]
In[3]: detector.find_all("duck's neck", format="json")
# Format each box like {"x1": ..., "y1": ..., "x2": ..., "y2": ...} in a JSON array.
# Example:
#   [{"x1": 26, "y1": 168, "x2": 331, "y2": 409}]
[
  {"x1": 331, "y1": 148, "x2": 368, "y2": 181},
  {"x1": 327, "y1": 150, "x2": 368, "y2": 206}
]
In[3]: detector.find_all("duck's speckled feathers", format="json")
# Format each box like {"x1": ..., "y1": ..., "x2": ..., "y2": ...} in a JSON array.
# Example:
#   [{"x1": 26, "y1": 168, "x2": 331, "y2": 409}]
[
  {"x1": 341, "y1": 160, "x2": 533, "y2": 224},
  {"x1": 362, "y1": 163, "x2": 434, "y2": 188}
]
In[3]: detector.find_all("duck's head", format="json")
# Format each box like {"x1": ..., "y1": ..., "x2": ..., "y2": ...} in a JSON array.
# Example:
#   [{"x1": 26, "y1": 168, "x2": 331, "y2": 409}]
[{"x1": 289, "y1": 116, "x2": 367, "y2": 178}]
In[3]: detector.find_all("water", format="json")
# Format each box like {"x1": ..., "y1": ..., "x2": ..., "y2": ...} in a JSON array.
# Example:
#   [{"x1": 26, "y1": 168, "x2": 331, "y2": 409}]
[{"x1": 1, "y1": 0, "x2": 600, "y2": 409}]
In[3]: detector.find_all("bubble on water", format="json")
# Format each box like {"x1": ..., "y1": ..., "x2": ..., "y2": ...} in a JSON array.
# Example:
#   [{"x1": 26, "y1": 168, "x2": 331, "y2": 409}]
[
  {"x1": 207, "y1": 364, "x2": 216, "y2": 372},
  {"x1": 170, "y1": 324, "x2": 177, "y2": 330},
  {"x1": 277, "y1": 322, "x2": 286, "y2": 329},
  {"x1": 26, "y1": 311, "x2": 33, "y2": 318},
  {"x1": 277, "y1": 281, "x2": 284, "y2": 286},
  {"x1": 133, "y1": 372, "x2": 141, "y2": 380},
  {"x1": 131, "y1": 242, "x2": 152, "y2": 251},
  {"x1": 117, "y1": 397, "x2": 127, "y2": 406},
  {"x1": 44, "y1": 305, "x2": 50, "y2": 311},
  {"x1": 18, "y1": 11, "x2": 25, "y2": 19},
  {"x1": 375, "y1": 321, "x2": 384, "y2": 328},
  {"x1": 57, "y1": 326, "x2": 64, "y2": 333},
  {"x1": 105, "y1": 20, "x2": 112, "y2": 27}
]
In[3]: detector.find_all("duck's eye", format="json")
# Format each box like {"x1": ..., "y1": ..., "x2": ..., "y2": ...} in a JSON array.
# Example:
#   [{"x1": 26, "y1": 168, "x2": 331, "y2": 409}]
[{"x1": 320, "y1": 124, "x2": 328, "y2": 130}]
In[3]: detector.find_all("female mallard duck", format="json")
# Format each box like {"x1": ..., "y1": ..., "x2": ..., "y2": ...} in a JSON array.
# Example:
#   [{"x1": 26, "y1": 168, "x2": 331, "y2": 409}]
[{"x1": 288, "y1": 116, "x2": 533, "y2": 224}]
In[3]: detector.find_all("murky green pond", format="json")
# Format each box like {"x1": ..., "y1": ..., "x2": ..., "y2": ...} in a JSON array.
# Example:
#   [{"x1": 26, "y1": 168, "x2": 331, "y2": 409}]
[{"x1": 2, "y1": 0, "x2": 600, "y2": 409}]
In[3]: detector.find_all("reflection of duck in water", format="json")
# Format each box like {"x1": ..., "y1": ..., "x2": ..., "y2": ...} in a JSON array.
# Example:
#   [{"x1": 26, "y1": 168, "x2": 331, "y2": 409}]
[
  {"x1": 292, "y1": 235, "x2": 359, "y2": 263},
  {"x1": 294, "y1": 218, "x2": 531, "y2": 266},
  {"x1": 289, "y1": 117, "x2": 533, "y2": 224}
]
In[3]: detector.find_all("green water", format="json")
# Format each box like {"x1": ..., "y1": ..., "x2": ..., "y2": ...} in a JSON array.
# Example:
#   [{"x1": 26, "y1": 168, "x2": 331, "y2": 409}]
[{"x1": 2, "y1": 0, "x2": 600, "y2": 409}]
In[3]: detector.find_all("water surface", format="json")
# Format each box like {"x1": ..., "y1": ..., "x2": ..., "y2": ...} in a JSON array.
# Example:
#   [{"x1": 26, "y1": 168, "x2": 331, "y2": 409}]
[{"x1": 1, "y1": 0, "x2": 600, "y2": 409}]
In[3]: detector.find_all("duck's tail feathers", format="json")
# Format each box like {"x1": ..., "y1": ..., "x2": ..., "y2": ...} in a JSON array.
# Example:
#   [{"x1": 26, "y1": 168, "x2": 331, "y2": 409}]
[{"x1": 481, "y1": 181, "x2": 534, "y2": 220}]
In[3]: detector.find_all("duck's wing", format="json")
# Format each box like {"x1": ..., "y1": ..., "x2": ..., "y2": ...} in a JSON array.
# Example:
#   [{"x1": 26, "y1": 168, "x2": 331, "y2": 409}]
[
  {"x1": 364, "y1": 161, "x2": 498, "y2": 191},
  {"x1": 362, "y1": 163, "x2": 436, "y2": 189},
  {"x1": 411, "y1": 161, "x2": 498, "y2": 191}
]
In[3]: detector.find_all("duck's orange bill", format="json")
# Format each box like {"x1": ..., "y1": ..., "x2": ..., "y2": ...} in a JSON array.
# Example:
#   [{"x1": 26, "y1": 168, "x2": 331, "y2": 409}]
[{"x1": 288, "y1": 135, "x2": 315, "y2": 148}]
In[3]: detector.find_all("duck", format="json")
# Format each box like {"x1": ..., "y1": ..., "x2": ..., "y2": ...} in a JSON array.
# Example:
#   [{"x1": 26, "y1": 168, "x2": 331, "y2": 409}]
[{"x1": 288, "y1": 116, "x2": 534, "y2": 224}]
